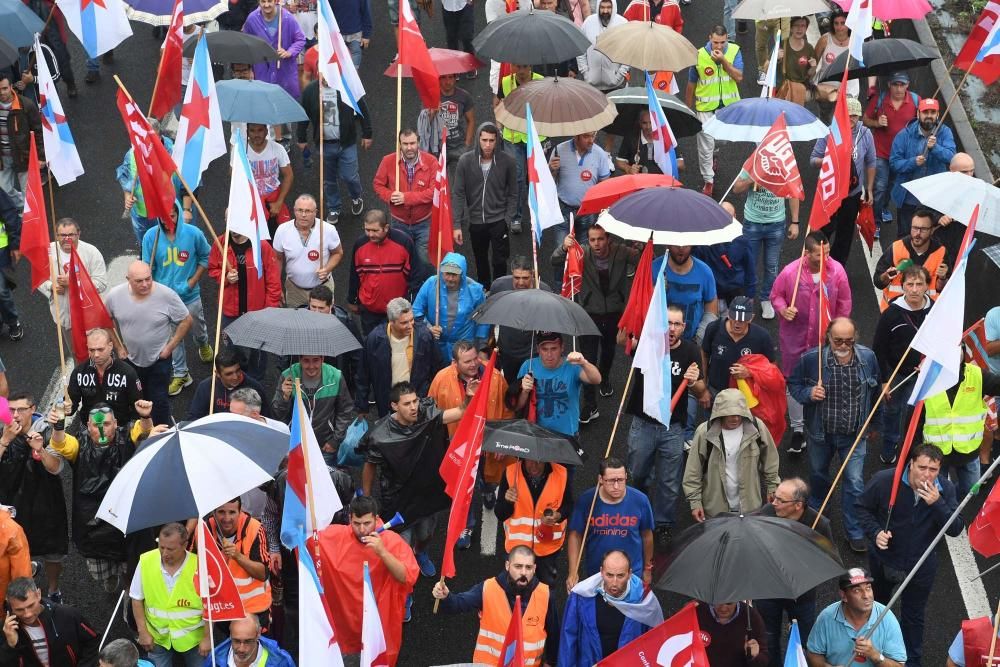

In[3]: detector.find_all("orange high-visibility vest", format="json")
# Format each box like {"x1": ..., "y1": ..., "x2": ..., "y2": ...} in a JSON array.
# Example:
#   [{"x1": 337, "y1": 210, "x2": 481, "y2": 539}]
[
  {"x1": 503, "y1": 464, "x2": 568, "y2": 557},
  {"x1": 473, "y1": 578, "x2": 550, "y2": 667},
  {"x1": 879, "y1": 240, "x2": 946, "y2": 311},
  {"x1": 208, "y1": 514, "x2": 272, "y2": 614}
]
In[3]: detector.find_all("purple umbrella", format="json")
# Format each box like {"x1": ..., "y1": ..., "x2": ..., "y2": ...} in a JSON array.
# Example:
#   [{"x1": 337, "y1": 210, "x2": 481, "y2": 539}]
[
  {"x1": 125, "y1": 0, "x2": 229, "y2": 25},
  {"x1": 596, "y1": 187, "x2": 742, "y2": 245}
]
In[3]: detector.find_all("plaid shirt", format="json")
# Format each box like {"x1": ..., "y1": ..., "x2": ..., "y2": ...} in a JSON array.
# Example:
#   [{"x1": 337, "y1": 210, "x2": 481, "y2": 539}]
[{"x1": 821, "y1": 351, "x2": 863, "y2": 434}]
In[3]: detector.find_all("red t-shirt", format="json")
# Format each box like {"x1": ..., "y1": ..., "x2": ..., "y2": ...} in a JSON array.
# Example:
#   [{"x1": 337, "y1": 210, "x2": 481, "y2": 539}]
[
  {"x1": 303, "y1": 44, "x2": 319, "y2": 82},
  {"x1": 864, "y1": 91, "x2": 919, "y2": 158}
]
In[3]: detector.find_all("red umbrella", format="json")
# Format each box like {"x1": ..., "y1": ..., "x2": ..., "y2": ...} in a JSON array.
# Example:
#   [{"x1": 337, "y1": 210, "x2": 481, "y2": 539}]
[
  {"x1": 384, "y1": 48, "x2": 484, "y2": 77},
  {"x1": 576, "y1": 174, "x2": 681, "y2": 216}
]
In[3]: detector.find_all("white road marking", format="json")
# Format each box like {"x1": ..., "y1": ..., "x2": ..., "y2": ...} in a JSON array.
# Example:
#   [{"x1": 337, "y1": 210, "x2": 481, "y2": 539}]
[{"x1": 480, "y1": 505, "x2": 497, "y2": 556}]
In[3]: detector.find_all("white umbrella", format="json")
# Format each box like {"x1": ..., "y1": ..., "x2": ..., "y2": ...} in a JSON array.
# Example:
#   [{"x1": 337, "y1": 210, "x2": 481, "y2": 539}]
[
  {"x1": 902, "y1": 172, "x2": 1000, "y2": 237},
  {"x1": 733, "y1": 0, "x2": 833, "y2": 20}
]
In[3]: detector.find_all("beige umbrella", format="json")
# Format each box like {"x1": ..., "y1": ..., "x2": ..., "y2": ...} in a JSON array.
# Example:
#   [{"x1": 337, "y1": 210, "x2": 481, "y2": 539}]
[
  {"x1": 594, "y1": 21, "x2": 697, "y2": 72},
  {"x1": 494, "y1": 77, "x2": 618, "y2": 136}
]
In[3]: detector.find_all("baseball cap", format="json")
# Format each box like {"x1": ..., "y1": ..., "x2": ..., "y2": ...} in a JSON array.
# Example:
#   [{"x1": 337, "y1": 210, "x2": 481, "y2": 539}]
[
  {"x1": 889, "y1": 72, "x2": 909, "y2": 84},
  {"x1": 729, "y1": 296, "x2": 754, "y2": 322},
  {"x1": 846, "y1": 97, "x2": 863, "y2": 117},
  {"x1": 838, "y1": 567, "x2": 875, "y2": 590},
  {"x1": 918, "y1": 98, "x2": 940, "y2": 112},
  {"x1": 440, "y1": 262, "x2": 463, "y2": 275},
  {"x1": 536, "y1": 331, "x2": 562, "y2": 345}
]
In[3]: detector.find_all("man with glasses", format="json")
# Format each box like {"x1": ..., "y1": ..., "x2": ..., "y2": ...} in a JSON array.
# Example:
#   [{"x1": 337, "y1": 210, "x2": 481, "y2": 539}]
[
  {"x1": 208, "y1": 614, "x2": 294, "y2": 667},
  {"x1": 863, "y1": 72, "x2": 919, "y2": 231},
  {"x1": 272, "y1": 194, "x2": 343, "y2": 309},
  {"x1": 38, "y1": 218, "x2": 107, "y2": 348},
  {"x1": 68, "y1": 328, "x2": 143, "y2": 426},
  {"x1": 873, "y1": 208, "x2": 949, "y2": 313},
  {"x1": 754, "y1": 478, "x2": 833, "y2": 666},
  {"x1": 565, "y1": 457, "x2": 654, "y2": 592},
  {"x1": 789, "y1": 317, "x2": 881, "y2": 554}
]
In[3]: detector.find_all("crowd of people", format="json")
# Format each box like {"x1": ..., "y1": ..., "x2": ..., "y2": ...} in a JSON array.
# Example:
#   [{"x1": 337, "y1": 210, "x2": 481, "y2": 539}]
[{"x1": 0, "y1": 0, "x2": 998, "y2": 664}]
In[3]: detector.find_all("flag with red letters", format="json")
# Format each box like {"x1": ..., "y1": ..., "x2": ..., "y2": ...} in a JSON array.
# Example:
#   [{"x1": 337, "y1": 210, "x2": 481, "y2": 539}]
[{"x1": 598, "y1": 601, "x2": 709, "y2": 666}]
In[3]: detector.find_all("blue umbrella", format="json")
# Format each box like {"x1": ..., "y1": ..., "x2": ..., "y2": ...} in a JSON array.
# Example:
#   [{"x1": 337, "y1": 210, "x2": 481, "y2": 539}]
[
  {"x1": 96, "y1": 413, "x2": 290, "y2": 534},
  {"x1": 217, "y1": 79, "x2": 308, "y2": 124},
  {"x1": 597, "y1": 187, "x2": 743, "y2": 245},
  {"x1": 701, "y1": 97, "x2": 828, "y2": 143},
  {"x1": 125, "y1": 0, "x2": 228, "y2": 25},
  {"x1": 0, "y1": 1, "x2": 45, "y2": 49}
]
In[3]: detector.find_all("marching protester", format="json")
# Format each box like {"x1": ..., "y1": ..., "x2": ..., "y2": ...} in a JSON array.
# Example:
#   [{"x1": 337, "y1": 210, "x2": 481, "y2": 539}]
[
  {"x1": 187, "y1": 350, "x2": 269, "y2": 420},
  {"x1": 38, "y1": 217, "x2": 107, "y2": 341},
  {"x1": 872, "y1": 208, "x2": 950, "y2": 313},
  {"x1": 1, "y1": 577, "x2": 100, "y2": 666},
  {"x1": 490, "y1": 257, "x2": 553, "y2": 382},
  {"x1": 412, "y1": 253, "x2": 490, "y2": 359},
  {"x1": 272, "y1": 194, "x2": 344, "y2": 308},
  {"x1": 347, "y1": 210, "x2": 420, "y2": 336}
]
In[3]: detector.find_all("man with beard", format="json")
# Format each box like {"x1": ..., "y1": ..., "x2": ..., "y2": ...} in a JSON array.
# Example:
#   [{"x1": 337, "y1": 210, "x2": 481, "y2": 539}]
[
  {"x1": 577, "y1": 0, "x2": 629, "y2": 93},
  {"x1": 373, "y1": 129, "x2": 438, "y2": 268},
  {"x1": 314, "y1": 495, "x2": 418, "y2": 663},
  {"x1": 433, "y1": 546, "x2": 561, "y2": 666}
]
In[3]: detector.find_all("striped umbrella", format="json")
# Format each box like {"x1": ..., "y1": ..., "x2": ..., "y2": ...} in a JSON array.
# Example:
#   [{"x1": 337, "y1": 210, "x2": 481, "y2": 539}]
[{"x1": 97, "y1": 413, "x2": 289, "y2": 534}]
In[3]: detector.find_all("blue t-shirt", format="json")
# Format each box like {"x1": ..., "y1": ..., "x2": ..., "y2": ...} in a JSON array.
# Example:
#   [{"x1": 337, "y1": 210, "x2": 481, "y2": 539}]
[
  {"x1": 652, "y1": 255, "x2": 718, "y2": 340},
  {"x1": 807, "y1": 601, "x2": 907, "y2": 666},
  {"x1": 948, "y1": 619, "x2": 1000, "y2": 666},
  {"x1": 568, "y1": 486, "x2": 654, "y2": 578},
  {"x1": 985, "y1": 306, "x2": 1000, "y2": 373},
  {"x1": 141, "y1": 222, "x2": 211, "y2": 305},
  {"x1": 553, "y1": 140, "x2": 612, "y2": 207},
  {"x1": 517, "y1": 358, "x2": 582, "y2": 436}
]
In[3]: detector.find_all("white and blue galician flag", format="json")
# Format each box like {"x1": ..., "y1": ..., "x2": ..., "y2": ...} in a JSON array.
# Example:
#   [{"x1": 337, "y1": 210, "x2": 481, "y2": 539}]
[
  {"x1": 632, "y1": 259, "x2": 672, "y2": 425},
  {"x1": 317, "y1": 0, "x2": 366, "y2": 114},
  {"x1": 33, "y1": 35, "x2": 83, "y2": 185},
  {"x1": 977, "y1": 13, "x2": 1000, "y2": 61},
  {"x1": 361, "y1": 562, "x2": 388, "y2": 667},
  {"x1": 845, "y1": 0, "x2": 873, "y2": 65},
  {"x1": 760, "y1": 30, "x2": 781, "y2": 97},
  {"x1": 784, "y1": 621, "x2": 808, "y2": 667},
  {"x1": 526, "y1": 103, "x2": 563, "y2": 245},
  {"x1": 645, "y1": 74, "x2": 678, "y2": 178},
  {"x1": 56, "y1": 0, "x2": 132, "y2": 59},
  {"x1": 173, "y1": 36, "x2": 226, "y2": 190},
  {"x1": 227, "y1": 128, "x2": 271, "y2": 278}
]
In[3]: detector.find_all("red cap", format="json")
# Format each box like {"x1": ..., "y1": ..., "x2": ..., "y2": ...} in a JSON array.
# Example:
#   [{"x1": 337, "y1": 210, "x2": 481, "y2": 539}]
[{"x1": 918, "y1": 98, "x2": 940, "y2": 112}]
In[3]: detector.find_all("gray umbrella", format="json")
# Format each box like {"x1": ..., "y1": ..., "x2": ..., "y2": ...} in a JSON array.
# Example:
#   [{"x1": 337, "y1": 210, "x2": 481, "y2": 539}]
[
  {"x1": 472, "y1": 8, "x2": 590, "y2": 65},
  {"x1": 471, "y1": 289, "x2": 600, "y2": 336},
  {"x1": 606, "y1": 87, "x2": 701, "y2": 137},
  {"x1": 217, "y1": 80, "x2": 308, "y2": 124},
  {"x1": 224, "y1": 308, "x2": 362, "y2": 357}
]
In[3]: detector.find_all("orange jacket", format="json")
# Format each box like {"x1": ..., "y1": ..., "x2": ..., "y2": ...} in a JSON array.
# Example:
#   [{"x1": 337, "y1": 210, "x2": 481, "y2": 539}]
[{"x1": 0, "y1": 508, "x2": 32, "y2": 601}]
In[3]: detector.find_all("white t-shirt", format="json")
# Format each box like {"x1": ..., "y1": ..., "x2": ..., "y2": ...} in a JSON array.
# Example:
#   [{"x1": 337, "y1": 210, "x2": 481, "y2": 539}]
[
  {"x1": 271, "y1": 220, "x2": 342, "y2": 288},
  {"x1": 129, "y1": 552, "x2": 195, "y2": 600},
  {"x1": 246, "y1": 140, "x2": 291, "y2": 196},
  {"x1": 721, "y1": 427, "x2": 743, "y2": 512},
  {"x1": 25, "y1": 625, "x2": 49, "y2": 666}
]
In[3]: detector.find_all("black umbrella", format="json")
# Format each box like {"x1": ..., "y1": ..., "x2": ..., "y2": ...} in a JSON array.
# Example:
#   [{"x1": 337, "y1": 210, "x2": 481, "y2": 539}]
[
  {"x1": 472, "y1": 8, "x2": 590, "y2": 65},
  {"x1": 820, "y1": 38, "x2": 939, "y2": 82},
  {"x1": 605, "y1": 87, "x2": 701, "y2": 138},
  {"x1": 224, "y1": 308, "x2": 362, "y2": 357},
  {"x1": 657, "y1": 514, "x2": 844, "y2": 603},
  {"x1": 471, "y1": 289, "x2": 600, "y2": 337},
  {"x1": 483, "y1": 420, "x2": 584, "y2": 466},
  {"x1": 183, "y1": 31, "x2": 278, "y2": 64},
  {"x1": 0, "y1": 38, "x2": 17, "y2": 70}
]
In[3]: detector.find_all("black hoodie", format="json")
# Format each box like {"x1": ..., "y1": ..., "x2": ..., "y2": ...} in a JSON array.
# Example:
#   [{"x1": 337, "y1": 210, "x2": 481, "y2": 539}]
[{"x1": 452, "y1": 122, "x2": 519, "y2": 228}]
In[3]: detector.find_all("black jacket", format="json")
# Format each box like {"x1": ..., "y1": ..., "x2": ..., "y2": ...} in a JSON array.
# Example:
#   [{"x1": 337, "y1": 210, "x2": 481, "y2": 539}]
[
  {"x1": 67, "y1": 358, "x2": 143, "y2": 425},
  {"x1": 452, "y1": 123, "x2": 518, "y2": 228},
  {"x1": 871, "y1": 295, "x2": 932, "y2": 378},
  {"x1": 187, "y1": 373, "x2": 269, "y2": 420},
  {"x1": 0, "y1": 601, "x2": 99, "y2": 666},
  {"x1": 0, "y1": 188, "x2": 21, "y2": 269},
  {"x1": 354, "y1": 321, "x2": 440, "y2": 416},
  {"x1": 71, "y1": 427, "x2": 138, "y2": 561},
  {"x1": 297, "y1": 81, "x2": 373, "y2": 148},
  {"x1": 216, "y1": 0, "x2": 259, "y2": 30},
  {"x1": 0, "y1": 92, "x2": 44, "y2": 173}
]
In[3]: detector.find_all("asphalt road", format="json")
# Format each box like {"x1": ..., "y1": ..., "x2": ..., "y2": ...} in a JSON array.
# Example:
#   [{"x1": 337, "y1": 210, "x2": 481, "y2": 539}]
[{"x1": 2, "y1": 1, "x2": 997, "y2": 665}]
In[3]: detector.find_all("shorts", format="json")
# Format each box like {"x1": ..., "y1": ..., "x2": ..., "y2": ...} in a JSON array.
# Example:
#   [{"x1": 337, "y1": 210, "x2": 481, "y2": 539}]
[
  {"x1": 386, "y1": 0, "x2": 423, "y2": 25},
  {"x1": 37, "y1": 553, "x2": 68, "y2": 564},
  {"x1": 86, "y1": 557, "x2": 127, "y2": 587}
]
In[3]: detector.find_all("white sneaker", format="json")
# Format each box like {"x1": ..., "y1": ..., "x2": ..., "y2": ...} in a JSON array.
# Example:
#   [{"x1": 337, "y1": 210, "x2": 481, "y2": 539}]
[
  {"x1": 757, "y1": 72, "x2": 767, "y2": 85},
  {"x1": 761, "y1": 300, "x2": 775, "y2": 320}
]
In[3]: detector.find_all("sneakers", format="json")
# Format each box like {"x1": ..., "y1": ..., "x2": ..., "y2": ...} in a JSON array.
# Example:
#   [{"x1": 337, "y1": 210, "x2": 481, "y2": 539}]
[
  {"x1": 168, "y1": 374, "x2": 193, "y2": 396},
  {"x1": 757, "y1": 71, "x2": 767, "y2": 85},
  {"x1": 879, "y1": 452, "x2": 898, "y2": 465},
  {"x1": 85, "y1": 70, "x2": 99, "y2": 84},
  {"x1": 404, "y1": 594, "x2": 413, "y2": 623},
  {"x1": 579, "y1": 408, "x2": 599, "y2": 424},
  {"x1": 198, "y1": 343, "x2": 214, "y2": 363},
  {"x1": 302, "y1": 145, "x2": 312, "y2": 168},
  {"x1": 701, "y1": 181, "x2": 714, "y2": 198},
  {"x1": 786, "y1": 431, "x2": 806, "y2": 453},
  {"x1": 760, "y1": 300, "x2": 775, "y2": 320},
  {"x1": 683, "y1": 439, "x2": 692, "y2": 452},
  {"x1": 510, "y1": 219, "x2": 522, "y2": 234},
  {"x1": 7, "y1": 321, "x2": 23, "y2": 341},
  {"x1": 599, "y1": 382, "x2": 613, "y2": 398},
  {"x1": 351, "y1": 197, "x2": 365, "y2": 216},
  {"x1": 457, "y1": 528, "x2": 473, "y2": 550},
  {"x1": 848, "y1": 538, "x2": 868, "y2": 554},
  {"x1": 654, "y1": 525, "x2": 672, "y2": 550},
  {"x1": 326, "y1": 212, "x2": 340, "y2": 225},
  {"x1": 415, "y1": 551, "x2": 437, "y2": 577}
]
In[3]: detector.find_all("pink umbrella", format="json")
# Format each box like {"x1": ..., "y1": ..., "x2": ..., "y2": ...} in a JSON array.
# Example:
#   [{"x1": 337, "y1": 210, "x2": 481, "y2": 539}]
[
  {"x1": 831, "y1": 0, "x2": 931, "y2": 20},
  {"x1": 383, "y1": 48, "x2": 483, "y2": 77}
]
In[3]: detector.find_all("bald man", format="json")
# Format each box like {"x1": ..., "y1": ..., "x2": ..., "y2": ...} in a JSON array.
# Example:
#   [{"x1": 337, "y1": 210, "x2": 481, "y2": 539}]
[
  {"x1": 209, "y1": 614, "x2": 295, "y2": 667},
  {"x1": 104, "y1": 261, "x2": 192, "y2": 425},
  {"x1": 933, "y1": 152, "x2": 977, "y2": 258}
]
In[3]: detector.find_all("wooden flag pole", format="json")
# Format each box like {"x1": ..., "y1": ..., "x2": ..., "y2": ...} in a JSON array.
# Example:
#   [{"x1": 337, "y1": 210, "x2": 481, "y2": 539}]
[
  {"x1": 48, "y1": 258, "x2": 69, "y2": 403},
  {"x1": 817, "y1": 249, "x2": 826, "y2": 387},
  {"x1": 919, "y1": 68, "x2": 974, "y2": 161},
  {"x1": 788, "y1": 245, "x2": 808, "y2": 306},
  {"x1": 208, "y1": 229, "x2": 231, "y2": 415},
  {"x1": 319, "y1": 80, "x2": 325, "y2": 266},
  {"x1": 294, "y1": 378, "x2": 320, "y2": 531},
  {"x1": 395, "y1": 64, "x2": 403, "y2": 192}
]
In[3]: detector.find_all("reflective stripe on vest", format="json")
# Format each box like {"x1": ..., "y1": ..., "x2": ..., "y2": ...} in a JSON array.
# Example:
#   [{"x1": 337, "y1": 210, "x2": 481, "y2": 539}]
[
  {"x1": 501, "y1": 73, "x2": 545, "y2": 144},
  {"x1": 878, "y1": 241, "x2": 945, "y2": 311},
  {"x1": 694, "y1": 44, "x2": 741, "y2": 112},
  {"x1": 209, "y1": 514, "x2": 272, "y2": 613},
  {"x1": 0, "y1": 222, "x2": 7, "y2": 249},
  {"x1": 923, "y1": 363, "x2": 987, "y2": 455},
  {"x1": 139, "y1": 550, "x2": 205, "y2": 653},
  {"x1": 472, "y1": 578, "x2": 550, "y2": 667},
  {"x1": 503, "y1": 464, "x2": 568, "y2": 557}
]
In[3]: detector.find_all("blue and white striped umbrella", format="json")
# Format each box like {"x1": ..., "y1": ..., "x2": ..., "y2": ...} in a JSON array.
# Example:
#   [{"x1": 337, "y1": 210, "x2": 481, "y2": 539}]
[
  {"x1": 701, "y1": 97, "x2": 829, "y2": 143},
  {"x1": 97, "y1": 413, "x2": 289, "y2": 534}
]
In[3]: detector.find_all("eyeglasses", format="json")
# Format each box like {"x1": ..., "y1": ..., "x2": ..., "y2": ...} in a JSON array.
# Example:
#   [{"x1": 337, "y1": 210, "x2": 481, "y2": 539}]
[
  {"x1": 830, "y1": 337, "x2": 855, "y2": 346},
  {"x1": 57, "y1": 233, "x2": 79, "y2": 239},
  {"x1": 602, "y1": 477, "x2": 627, "y2": 486},
  {"x1": 910, "y1": 225, "x2": 933, "y2": 233}
]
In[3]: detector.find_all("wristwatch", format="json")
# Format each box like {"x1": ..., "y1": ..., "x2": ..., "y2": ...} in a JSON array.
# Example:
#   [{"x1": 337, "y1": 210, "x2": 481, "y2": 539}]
[{"x1": 873, "y1": 652, "x2": 885, "y2": 665}]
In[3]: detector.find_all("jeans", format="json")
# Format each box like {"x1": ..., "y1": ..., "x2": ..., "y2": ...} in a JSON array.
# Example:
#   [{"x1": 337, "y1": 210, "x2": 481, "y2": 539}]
[
  {"x1": 881, "y1": 375, "x2": 915, "y2": 459},
  {"x1": 579, "y1": 313, "x2": 619, "y2": 413},
  {"x1": 870, "y1": 556, "x2": 935, "y2": 667},
  {"x1": 392, "y1": 218, "x2": 431, "y2": 274},
  {"x1": 347, "y1": 39, "x2": 363, "y2": 69},
  {"x1": 322, "y1": 142, "x2": 362, "y2": 217},
  {"x1": 742, "y1": 220, "x2": 785, "y2": 302},
  {"x1": 469, "y1": 220, "x2": 510, "y2": 286},
  {"x1": 874, "y1": 157, "x2": 893, "y2": 224},
  {"x1": 723, "y1": 0, "x2": 740, "y2": 39},
  {"x1": 146, "y1": 644, "x2": 204, "y2": 667},
  {"x1": 503, "y1": 141, "x2": 527, "y2": 221},
  {"x1": 443, "y1": 4, "x2": 475, "y2": 53},
  {"x1": 134, "y1": 358, "x2": 173, "y2": 427},
  {"x1": 0, "y1": 164, "x2": 26, "y2": 209},
  {"x1": 171, "y1": 298, "x2": 210, "y2": 377},
  {"x1": 940, "y1": 457, "x2": 980, "y2": 499},
  {"x1": 0, "y1": 267, "x2": 19, "y2": 325},
  {"x1": 222, "y1": 315, "x2": 268, "y2": 381},
  {"x1": 627, "y1": 417, "x2": 685, "y2": 527},
  {"x1": 821, "y1": 193, "x2": 862, "y2": 265},
  {"x1": 754, "y1": 596, "x2": 817, "y2": 667},
  {"x1": 807, "y1": 431, "x2": 866, "y2": 539},
  {"x1": 130, "y1": 211, "x2": 158, "y2": 247}
]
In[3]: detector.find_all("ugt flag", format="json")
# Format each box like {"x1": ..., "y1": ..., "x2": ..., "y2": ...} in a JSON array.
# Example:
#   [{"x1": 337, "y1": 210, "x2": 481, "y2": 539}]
[
  {"x1": 807, "y1": 70, "x2": 852, "y2": 230},
  {"x1": 741, "y1": 112, "x2": 804, "y2": 200},
  {"x1": 173, "y1": 36, "x2": 226, "y2": 190},
  {"x1": 969, "y1": 474, "x2": 1000, "y2": 557},
  {"x1": 116, "y1": 90, "x2": 179, "y2": 224},
  {"x1": 195, "y1": 519, "x2": 247, "y2": 622},
  {"x1": 632, "y1": 259, "x2": 672, "y2": 425},
  {"x1": 67, "y1": 247, "x2": 115, "y2": 364},
  {"x1": 227, "y1": 129, "x2": 271, "y2": 278},
  {"x1": 526, "y1": 103, "x2": 562, "y2": 244},
  {"x1": 955, "y1": 1, "x2": 1000, "y2": 85},
  {"x1": 150, "y1": 0, "x2": 185, "y2": 118},
  {"x1": 317, "y1": 0, "x2": 366, "y2": 114},
  {"x1": 34, "y1": 36, "x2": 83, "y2": 185},
  {"x1": 56, "y1": 0, "x2": 132, "y2": 58},
  {"x1": 598, "y1": 601, "x2": 709, "y2": 666},
  {"x1": 645, "y1": 74, "x2": 678, "y2": 178}
]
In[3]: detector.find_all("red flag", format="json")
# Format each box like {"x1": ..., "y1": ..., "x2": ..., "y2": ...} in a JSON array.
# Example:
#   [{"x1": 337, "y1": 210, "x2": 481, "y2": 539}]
[
  {"x1": 194, "y1": 520, "x2": 248, "y2": 621},
  {"x1": 116, "y1": 89, "x2": 179, "y2": 226},
  {"x1": 560, "y1": 234, "x2": 584, "y2": 299},
  {"x1": 150, "y1": 0, "x2": 185, "y2": 118},
  {"x1": 439, "y1": 350, "x2": 498, "y2": 578},
  {"x1": 616, "y1": 238, "x2": 654, "y2": 355},
  {"x1": 807, "y1": 69, "x2": 852, "y2": 230},
  {"x1": 964, "y1": 318, "x2": 990, "y2": 369},
  {"x1": 955, "y1": 1, "x2": 1000, "y2": 86},
  {"x1": 67, "y1": 247, "x2": 115, "y2": 364},
  {"x1": 889, "y1": 401, "x2": 925, "y2": 509},
  {"x1": 969, "y1": 476, "x2": 1000, "y2": 557},
  {"x1": 741, "y1": 112, "x2": 805, "y2": 200},
  {"x1": 598, "y1": 601, "x2": 709, "y2": 666},
  {"x1": 20, "y1": 134, "x2": 50, "y2": 291},
  {"x1": 428, "y1": 128, "x2": 454, "y2": 266},
  {"x1": 498, "y1": 595, "x2": 526, "y2": 667},
  {"x1": 817, "y1": 248, "x2": 832, "y2": 339},
  {"x1": 397, "y1": 0, "x2": 439, "y2": 109},
  {"x1": 856, "y1": 201, "x2": 876, "y2": 251}
]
